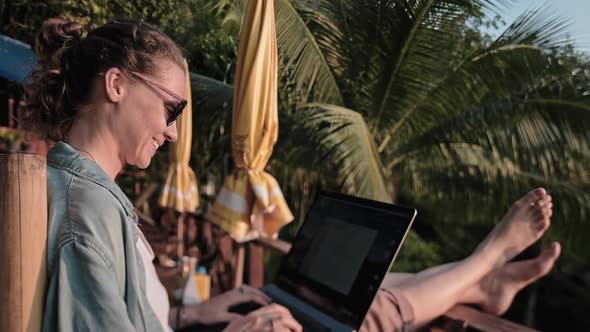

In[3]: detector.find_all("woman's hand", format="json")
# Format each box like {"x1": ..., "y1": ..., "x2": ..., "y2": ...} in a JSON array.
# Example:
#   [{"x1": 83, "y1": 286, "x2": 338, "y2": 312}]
[
  {"x1": 223, "y1": 304, "x2": 302, "y2": 332},
  {"x1": 183, "y1": 285, "x2": 272, "y2": 325}
]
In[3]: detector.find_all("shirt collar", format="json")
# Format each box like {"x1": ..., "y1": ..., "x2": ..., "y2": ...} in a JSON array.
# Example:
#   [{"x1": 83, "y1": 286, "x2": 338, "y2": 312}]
[{"x1": 47, "y1": 141, "x2": 136, "y2": 217}]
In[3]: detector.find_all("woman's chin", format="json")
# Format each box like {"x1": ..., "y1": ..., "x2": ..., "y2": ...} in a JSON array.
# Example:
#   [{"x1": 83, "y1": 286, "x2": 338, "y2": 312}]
[
  {"x1": 136, "y1": 158, "x2": 152, "y2": 169},
  {"x1": 130, "y1": 155, "x2": 153, "y2": 169}
]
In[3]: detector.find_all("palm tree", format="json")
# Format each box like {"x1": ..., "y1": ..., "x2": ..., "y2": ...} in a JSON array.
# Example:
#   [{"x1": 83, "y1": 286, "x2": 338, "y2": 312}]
[
  {"x1": 195, "y1": 0, "x2": 590, "y2": 264},
  {"x1": 188, "y1": 0, "x2": 590, "y2": 327}
]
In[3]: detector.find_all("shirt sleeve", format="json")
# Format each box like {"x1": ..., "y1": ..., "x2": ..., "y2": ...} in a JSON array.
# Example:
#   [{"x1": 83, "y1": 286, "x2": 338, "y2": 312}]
[{"x1": 42, "y1": 238, "x2": 136, "y2": 332}]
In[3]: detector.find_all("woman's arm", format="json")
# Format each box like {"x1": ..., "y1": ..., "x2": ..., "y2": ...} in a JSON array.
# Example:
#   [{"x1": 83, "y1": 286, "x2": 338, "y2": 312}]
[{"x1": 42, "y1": 239, "x2": 136, "y2": 332}]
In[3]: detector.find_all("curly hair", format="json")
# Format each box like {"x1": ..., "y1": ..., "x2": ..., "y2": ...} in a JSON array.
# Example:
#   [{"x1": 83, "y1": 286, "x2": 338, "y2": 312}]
[{"x1": 20, "y1": 18, "x2": 185, "y2": 141}]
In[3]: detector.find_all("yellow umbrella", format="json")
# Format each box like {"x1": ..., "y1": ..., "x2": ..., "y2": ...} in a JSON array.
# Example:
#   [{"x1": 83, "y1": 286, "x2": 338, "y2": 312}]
[
  {"x1": 158, "y1": 59, "x2": 199, "y2": 212},
  {"x1": 206, "y1": 0, "x2": 293, "y2": 242}
]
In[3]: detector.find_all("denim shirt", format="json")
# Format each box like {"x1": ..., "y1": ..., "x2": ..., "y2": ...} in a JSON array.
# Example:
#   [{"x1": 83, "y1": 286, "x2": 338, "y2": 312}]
[{"x1": 42, "y1": 141, "x2": 166, "y2": 332}]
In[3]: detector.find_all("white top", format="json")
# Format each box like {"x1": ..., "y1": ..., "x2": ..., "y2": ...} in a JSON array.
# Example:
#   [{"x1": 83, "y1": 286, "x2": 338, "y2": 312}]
[{"x1": 135, "y1": 225, "x2": 174, "y2": 332}]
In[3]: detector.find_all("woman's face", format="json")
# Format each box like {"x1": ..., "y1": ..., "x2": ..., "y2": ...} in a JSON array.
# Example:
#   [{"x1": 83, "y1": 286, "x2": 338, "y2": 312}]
[{"x1": 116, "y1": 59, "x2": 185, "y2": 169}]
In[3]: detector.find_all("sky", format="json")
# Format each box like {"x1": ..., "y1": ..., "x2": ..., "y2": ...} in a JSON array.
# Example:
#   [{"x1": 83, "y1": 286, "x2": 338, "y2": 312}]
[{"x1": 486, "y1": 0, "x2": 590, "y2": 53}]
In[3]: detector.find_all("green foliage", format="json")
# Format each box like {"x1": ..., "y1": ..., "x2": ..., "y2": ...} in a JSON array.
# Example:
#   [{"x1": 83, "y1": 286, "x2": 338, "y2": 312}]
[
  {"x1": 209, "y1": 0, "x2": 590, "y2": 261},
  {"x1": 190, "y1": 1, "x2": 590, "y2": 271},
  {"x1": 391, "y1": 231, "x2": 443, "y2": 273},
  {"x1": 205, "y1": 2, "x2": 590, "y2": 328},
  {"x1": 0, "y1": 0, "x2": 237, "y2": 81},
  {"x1": 0, "y1": 0, "x2": 176, "y2": 43}
]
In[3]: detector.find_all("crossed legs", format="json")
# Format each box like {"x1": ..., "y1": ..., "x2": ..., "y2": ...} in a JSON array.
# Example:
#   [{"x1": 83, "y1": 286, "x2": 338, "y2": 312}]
[{"x1": 362, "y1": 188, "x2": 559, "y2": 331}]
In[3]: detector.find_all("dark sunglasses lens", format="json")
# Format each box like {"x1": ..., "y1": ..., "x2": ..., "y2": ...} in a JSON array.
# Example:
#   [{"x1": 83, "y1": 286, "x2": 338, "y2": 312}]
[{"x1": 167, "y1": 100, "x2": 188, "y2": 126}]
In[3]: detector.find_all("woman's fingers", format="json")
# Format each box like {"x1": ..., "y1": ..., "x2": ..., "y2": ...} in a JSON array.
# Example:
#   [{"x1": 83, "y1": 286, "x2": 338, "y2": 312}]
[
  {"x1": 223, "y1": 303, "x2": 302, "y2": 332},
  {"x1": 236, "y1": 286, "x2": 272, "y2": 306},
  {"x1": 240, "y1": 285, "x2": 273, "y2": 302},
  {"x1": 215, "y1": 311, "x2": 244, "y2": 323},
  {"x1": 249, "y1": 304, "x2": 290, "y2": 316},
  {"x1": 272, "y1": 315, "x2": 302, "y2": 332},
  {"x1": 249, "y1": 304, "x2": 302, "y2": 331}
]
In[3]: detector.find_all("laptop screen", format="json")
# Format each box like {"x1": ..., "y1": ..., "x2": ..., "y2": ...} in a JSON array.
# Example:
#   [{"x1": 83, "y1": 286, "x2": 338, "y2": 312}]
[{"x1": 275, "y1": 192, "x2": 416, "y2": 329}]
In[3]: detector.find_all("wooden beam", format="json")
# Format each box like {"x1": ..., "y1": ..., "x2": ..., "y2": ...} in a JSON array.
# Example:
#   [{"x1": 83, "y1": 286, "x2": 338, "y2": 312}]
[
  {"x1": 443, "y1": 305, "x2": 539, "y2": 332},
  {"x1": 135, "y1": 210, "x2": 156, "y2": 227},
  {"x1": 133, "y1": 183, "x2": 158, "y2": 208},
  {"x1": 256, "y1": 237, "x2": 291, "y2": 255}
]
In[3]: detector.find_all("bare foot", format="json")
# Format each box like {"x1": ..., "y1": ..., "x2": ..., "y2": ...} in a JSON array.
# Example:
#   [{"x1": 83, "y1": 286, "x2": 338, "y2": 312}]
[
  {"x1": 472, "y1": 242, "x2": 561, "y2": 315},
  {"x1": 476, "y1": 188, "x2": 553, "y2": 267}
]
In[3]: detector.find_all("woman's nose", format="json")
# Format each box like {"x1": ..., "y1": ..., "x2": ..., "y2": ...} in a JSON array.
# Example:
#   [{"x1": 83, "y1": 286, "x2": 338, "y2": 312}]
[{"x1": 164, "y1": 122, "x2": 178, "y2": 142}]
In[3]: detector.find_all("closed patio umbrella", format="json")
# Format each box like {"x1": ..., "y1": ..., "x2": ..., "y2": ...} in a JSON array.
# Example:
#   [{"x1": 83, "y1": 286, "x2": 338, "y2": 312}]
[
  {"x1": 206, "y1": 0, "x2": 293, "y2": 242},
  {"x1": 158, "y1": 60, "x2": 199, "y2": 213}
]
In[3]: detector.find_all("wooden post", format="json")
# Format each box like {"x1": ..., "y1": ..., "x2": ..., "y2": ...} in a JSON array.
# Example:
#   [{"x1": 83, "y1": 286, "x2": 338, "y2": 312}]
[
  {"x1": 0, "y1": 154, "x2": 47, "y2": 332},
  {"x1": 177, "y1": 212, "x2": 186, "y2": 258},
  {"x1": 247, "y1": 242, "x2": 264, "y2": 288},
  {"x1": 233, "y1": 245, "x2": 245, "y2": 288},
  {"x1": 8, "y1": 98, "x2": 14, "y2": 128}
]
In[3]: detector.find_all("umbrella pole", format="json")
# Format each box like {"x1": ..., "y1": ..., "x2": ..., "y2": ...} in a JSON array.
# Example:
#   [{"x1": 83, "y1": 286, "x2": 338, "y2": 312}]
[
  {"x1": 233, "y1": 245, "x2": 245, "y2": 288},
  {"x1": 177, "y1": 212, "x2": 186, "y2": 258}
]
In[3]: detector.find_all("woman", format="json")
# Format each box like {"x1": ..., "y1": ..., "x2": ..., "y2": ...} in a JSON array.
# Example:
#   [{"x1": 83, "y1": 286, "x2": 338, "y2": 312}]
[
  {"x1": 24, "y1": 18, "x2": 298, "y2": 332},
  {"x1": 24, "y1": 18, "x2": 559, "y2": 332}
]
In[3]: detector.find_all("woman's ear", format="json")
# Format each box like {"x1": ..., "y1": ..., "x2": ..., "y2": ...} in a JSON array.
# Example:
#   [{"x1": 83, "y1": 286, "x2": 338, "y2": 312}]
[{"x1": 103, "y1": 67, "x2": 126, "y2": 103}]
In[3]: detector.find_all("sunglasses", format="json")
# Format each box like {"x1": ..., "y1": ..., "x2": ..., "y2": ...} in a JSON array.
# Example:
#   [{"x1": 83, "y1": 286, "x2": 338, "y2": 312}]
[{"x1": 128, "y1": 71, "x2": 188, "y2": 126}]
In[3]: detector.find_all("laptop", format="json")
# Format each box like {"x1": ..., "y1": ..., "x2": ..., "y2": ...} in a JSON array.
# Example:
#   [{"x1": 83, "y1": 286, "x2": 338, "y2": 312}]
[{"x1": 231, "y1": 191, "x2": 416, "y2": 332}]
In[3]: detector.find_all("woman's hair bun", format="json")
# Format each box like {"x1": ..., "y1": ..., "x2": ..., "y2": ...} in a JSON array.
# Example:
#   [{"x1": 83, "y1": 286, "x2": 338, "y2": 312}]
[
  {"x1": 21, "y1": 17, "x2": 184, "y2": 142},
  {"x1": 35, "y1": 18, "x2": 86, "y2": 69}
]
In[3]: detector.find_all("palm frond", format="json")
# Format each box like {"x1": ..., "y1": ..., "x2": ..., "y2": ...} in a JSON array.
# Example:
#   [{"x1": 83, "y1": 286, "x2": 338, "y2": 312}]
[
  {"x1": 377, "y1": 5, "x2": 575, "y2": 154},
  {"x1": 197, "y1": 0, "x2": 590, "y2": 269},
  {"x1": 215, "y1": 0, "x2": 344, "y2": 105},
  {"x1": 389, "y1": 94, "x2": 590, "y2": 165},
  {"x1": 395, "y1": 106, "x2": 590, "y2": 254},
  {"x1": 189, "y1": 73, "x2": 233, "y2": 176},
  {"x1": 275, "y1": 0, "x2": 344, "y2": 105},
  {"x1": 302, "y1": 103, "x2": 391, "y2": 202},
  {"x1": 491, "y1": 4, "x2": 573, "y2": 51}
]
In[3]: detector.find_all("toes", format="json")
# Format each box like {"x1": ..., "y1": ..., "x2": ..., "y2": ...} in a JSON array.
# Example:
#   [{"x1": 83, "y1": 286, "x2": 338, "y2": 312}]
[
  {"x1": 535, "y1": 195, "x2": 551, "y2": 207},
  {"x1": 523, "y1": 188, "x2": 547, "y2": 205},
  {"x1": 542, "y1": 204, "x2": 553, "y2": 218},
  {"x1": 533, "y1": 242, "x2": 561, "y2": 275},
  {"x1": 505, "y1": 242, "x2": 560, "y2": 282},
  {"x1": 529, "y1": 201, "x2": 545, "y2": 217},
  {"x1": 548, "y1": 241, "x2": 562, "y2": 259},
  {"x1": 530, "y1": 196, "x2": 552, "y2": 217},
  {"x1": 536, "y1": 218, "x2": 550, "y2": 232},
  {"x1": 537, "y1": 203, "x2": 552, "y2": 218},
  {"x1": 540, "y1": 196, "x2": 552, "y2": 207}
]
